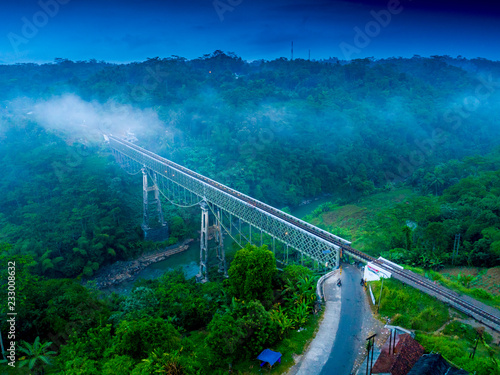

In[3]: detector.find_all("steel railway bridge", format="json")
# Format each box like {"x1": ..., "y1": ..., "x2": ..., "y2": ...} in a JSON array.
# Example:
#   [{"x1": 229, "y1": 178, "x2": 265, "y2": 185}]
[
  {"x1": 108, "y1": 135, "x2": 354, "y2": 280},
  {"x1": 108, "y1": 135, "x2": 500, "y2": 332}
]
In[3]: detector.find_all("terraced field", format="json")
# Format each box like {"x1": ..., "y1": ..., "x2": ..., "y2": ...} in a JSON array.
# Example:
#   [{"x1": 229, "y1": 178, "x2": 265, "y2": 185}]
[
  {"x1": 305, "y1": 188, "x2": 416, "y2": 248},
  {"x1": 441, "y1": 267, "x2": 500, "y2": 296}
]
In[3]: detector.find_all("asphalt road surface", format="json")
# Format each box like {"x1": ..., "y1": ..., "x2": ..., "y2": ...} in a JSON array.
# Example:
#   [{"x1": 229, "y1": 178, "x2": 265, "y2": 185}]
[{"x1": 320, "y1": 264, "x2": 364, "y2": 375}]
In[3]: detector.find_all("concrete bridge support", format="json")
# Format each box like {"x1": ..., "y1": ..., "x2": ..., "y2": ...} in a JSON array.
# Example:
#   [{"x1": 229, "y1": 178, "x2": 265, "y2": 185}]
[
  {"x1": 197, "y1": 201, "x2": 209, "y2": 283},
  {"x1": 141, "y1": 167, "x2": 167, "y2": 239},
  {"x1": 215, "y1": 208, "x2": 227, "y2": 277}
]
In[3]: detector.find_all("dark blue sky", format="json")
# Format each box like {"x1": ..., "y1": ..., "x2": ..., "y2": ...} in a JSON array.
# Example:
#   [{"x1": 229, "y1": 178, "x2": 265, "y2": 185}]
[{"x1": 1, "y1": 0, "x2": 499, "y2": 63}]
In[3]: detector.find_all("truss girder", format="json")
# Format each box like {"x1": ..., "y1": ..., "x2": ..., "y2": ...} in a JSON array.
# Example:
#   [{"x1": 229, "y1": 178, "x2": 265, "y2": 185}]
[{"x1": 108, "y1": 137, "x2": 340, "y2": 267}]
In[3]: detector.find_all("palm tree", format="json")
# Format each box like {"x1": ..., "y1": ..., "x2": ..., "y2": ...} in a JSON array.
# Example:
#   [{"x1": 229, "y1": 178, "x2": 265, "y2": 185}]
[
  {"x1": 428, "y1": 172, "x2": 445, "y2": 196},
  {"x1": 344, "y1": 174, "x2": 355, "y2": 197},
  {"x1": 402, "y1": 225, "x2": 413, "y2": 251},
  {"x1": 18, "y1": 336, "x2": 56, "y2": 375}
]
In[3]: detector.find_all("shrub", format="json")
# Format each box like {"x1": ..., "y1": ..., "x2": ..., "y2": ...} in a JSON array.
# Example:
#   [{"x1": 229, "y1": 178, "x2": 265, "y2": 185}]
[
  {"x1": 205, "y1": 300, "x2": 277, "y2": 363},
  {"x1": 228, "y1": 244, "x2": 277, "y2": 306},
  {"x1": 282, "y1": 264, "x2": 313, "y2": 286},
  {"x1": 371, "y1": 278, "x2": 449, "y2": 332},
  {"x1": 114, "y1": 317, "x2": 181, "y2": 359},
  {"x1": 443, "y1": 321, "x2": 476, "y2": 341},
  {"x1": 470, "y1": 288, "x2": 493, "y2": 300}
]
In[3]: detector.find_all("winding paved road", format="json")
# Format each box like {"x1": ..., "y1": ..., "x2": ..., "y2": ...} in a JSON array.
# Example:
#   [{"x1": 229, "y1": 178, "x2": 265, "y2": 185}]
[
  {"x1": 320, "y1": 264, "x2": 365, "y2": 375},
  {"x1": 290, "y1": 264, "x2": 365, "y2": 375}
]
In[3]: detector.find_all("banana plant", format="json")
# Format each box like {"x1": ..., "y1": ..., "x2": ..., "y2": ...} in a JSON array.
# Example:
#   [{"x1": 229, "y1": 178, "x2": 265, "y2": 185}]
[
  {"x1": 18, "y1": 336, "x2": 56, "y2": 375},
  {"x1": 457, "y1": 272, "x2": 475, "y2": 288},
  {"x1": 296, "y1": 275, "x2": 318, "y2": 308},
  {"x1": 270, "y1": 304, "x2": 294, "y2": 337},
  {"x1": 291, "y1": 301, "x2": 311, "y2": 328},
  {"x1": 282, "y1": 275, "x2": 318, "y2": 309}
]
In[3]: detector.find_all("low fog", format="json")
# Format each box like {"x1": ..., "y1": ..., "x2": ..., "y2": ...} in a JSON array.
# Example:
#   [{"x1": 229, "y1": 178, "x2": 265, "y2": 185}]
[{"x1": 2, "y1": 94, "x2": 165, "y2": 144}]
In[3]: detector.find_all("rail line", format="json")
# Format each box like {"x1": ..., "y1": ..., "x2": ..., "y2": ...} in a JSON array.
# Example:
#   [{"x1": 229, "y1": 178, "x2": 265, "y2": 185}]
[
  {"x1": 373, "y1": 258, "x2": 500, "y2": 330},
  {"x1": 108, "y1": 135, "x2": 353, "y2": 249},
  {"x1": 108, "y1": 135, "x2": 500, "y2": 331}
]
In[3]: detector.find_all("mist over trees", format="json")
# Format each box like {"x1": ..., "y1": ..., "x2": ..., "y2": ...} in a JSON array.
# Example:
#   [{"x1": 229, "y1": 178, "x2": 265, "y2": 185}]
[
  {"x1": 1, "y1": 52, "x2": 500, "y2": 276},
  {"x1": 1, "y1": 52, "x2": 500, "y2": 374}
]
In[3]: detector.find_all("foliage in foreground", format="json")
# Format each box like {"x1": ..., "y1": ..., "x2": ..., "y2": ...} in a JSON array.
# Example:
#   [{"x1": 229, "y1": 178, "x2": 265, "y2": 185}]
[
  {"x1": 0, "y1": 244, "x2": 320, "y2": 374},
  {"x1": 370, "y1": 278, "x2": 450, "y2": 332},
  {"x1": 368, "y1": 278, "x2": 500, "y2": 375},
  {"x1": 416, "y1": 329, "x2": 499, "y2": 375},
  {"x1": 227, "y1": 244, "x2": 277, "y2": 307}
]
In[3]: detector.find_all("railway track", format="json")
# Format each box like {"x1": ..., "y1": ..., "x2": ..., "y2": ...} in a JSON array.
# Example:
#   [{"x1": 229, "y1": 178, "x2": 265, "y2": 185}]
[
  {"x1": 108, "y1": 135, "x2": 500, "y2": 331},
  {"x1": 373, "y1": 258, "x2": 500, "y2": 331}
]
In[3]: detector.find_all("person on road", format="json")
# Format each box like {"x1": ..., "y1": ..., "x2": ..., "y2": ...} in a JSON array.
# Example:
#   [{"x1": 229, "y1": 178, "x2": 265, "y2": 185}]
[{"x1": 337, "y1": 278, "x2": 342, "y2": 287}]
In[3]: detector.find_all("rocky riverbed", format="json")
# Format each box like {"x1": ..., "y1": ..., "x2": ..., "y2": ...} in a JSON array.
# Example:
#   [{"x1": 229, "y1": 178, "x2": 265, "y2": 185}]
[{"x1": 91, "y1": 239, "x2": 194, "y2": 289}]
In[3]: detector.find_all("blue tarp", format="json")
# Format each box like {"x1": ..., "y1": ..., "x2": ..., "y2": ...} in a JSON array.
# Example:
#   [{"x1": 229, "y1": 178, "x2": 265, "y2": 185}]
[{"x1": 257, "y1": 349, "x2": 282, "y2": 367}]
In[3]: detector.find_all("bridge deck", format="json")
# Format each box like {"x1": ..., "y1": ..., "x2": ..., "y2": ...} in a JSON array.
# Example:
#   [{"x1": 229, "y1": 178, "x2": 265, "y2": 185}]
[
  {"x1": 108, "y1": 134, "x2": 350, "y2": 266},
  {"x1": 108, "y1": 135, "x2": 500, "y2": 331}
]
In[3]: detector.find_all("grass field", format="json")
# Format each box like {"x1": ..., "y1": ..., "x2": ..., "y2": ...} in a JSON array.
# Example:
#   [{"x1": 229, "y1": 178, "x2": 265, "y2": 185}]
[{"x1": 305, "y1": 188, "x2": 416, "y2": 249}]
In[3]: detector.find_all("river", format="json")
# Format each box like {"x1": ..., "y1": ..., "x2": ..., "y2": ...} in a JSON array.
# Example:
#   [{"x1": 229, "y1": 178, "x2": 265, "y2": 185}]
[{"x1": 102, "y1": 195, "x2": 332, "y2": 294}]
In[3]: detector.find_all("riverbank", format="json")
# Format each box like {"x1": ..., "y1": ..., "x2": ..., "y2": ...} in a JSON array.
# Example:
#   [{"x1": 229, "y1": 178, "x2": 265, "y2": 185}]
[
  {"x1": 91, "y1": 238, "x2": 194, "y2": 289},
  {"x1": 90, "y1": 197, "x2": 335, "y2": 292}
]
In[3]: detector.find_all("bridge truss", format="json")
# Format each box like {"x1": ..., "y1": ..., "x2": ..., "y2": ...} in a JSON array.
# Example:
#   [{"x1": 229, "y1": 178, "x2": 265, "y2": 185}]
[
  {"x1": 106, "y1": 136, "x2": 500, "y2": 331},
  {"x1": 108, "y1": 135, "x2": 344, "y2": 282}
]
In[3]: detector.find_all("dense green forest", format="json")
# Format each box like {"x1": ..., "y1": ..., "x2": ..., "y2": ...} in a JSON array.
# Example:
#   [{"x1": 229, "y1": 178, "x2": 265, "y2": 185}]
[
  {"x1": 1, "y1": 53, "x2": 500, "y2": 373},
  {"x1": 1, "y1": 245, "x2": 319, "y2": 374},
  {"x1": 1, "y1": 52, "x2": 500, "y2": 275},
  {"x1": 370, "y1": 155, "x2": 500, "y2": 268}
]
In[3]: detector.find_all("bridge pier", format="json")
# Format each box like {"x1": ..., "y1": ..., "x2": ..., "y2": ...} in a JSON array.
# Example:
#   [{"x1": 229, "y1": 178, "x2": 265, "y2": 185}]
[
  {"x1": 142, "y1": 167, "x2": 149, "y2": 231},
  {"x1": 215, "y1": 208, "x2": 227, "y2": 277},
  {"x1": 197, "y1": 201, "x2": 209, "y2": 283},
  {"x1": 153, "y1": 172, "x2": 164, "y2": 225},
  {"x1": 141, "y1": 167, "x2": 167, "y2": 240},
  {"x1": 110, "y1": 136, "x2": 349, "y2": 277}
]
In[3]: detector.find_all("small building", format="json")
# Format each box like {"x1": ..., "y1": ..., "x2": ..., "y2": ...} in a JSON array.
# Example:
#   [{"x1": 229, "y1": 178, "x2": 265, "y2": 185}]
[
  {"x1": 371, "y1": 333, "x2": 425, "y2": 375},
  {"x1": 406, "y1": 354, "x2": 469, "y2": 375},
  {"x1": 364, "y1": 261, "x2": 392, "y2": 282},
  {"x1": 257, "y1": 349, "x2": 282, "y2": 368}
]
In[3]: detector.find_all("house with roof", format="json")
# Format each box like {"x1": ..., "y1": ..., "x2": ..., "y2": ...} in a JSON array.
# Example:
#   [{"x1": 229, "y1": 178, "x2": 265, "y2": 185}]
[
  {"x1": 406, "y1": 354, "x2": 469, "y2": 375},
  {"x1": 371, "y1": 333, "x2": 424, "y2": 375}
]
